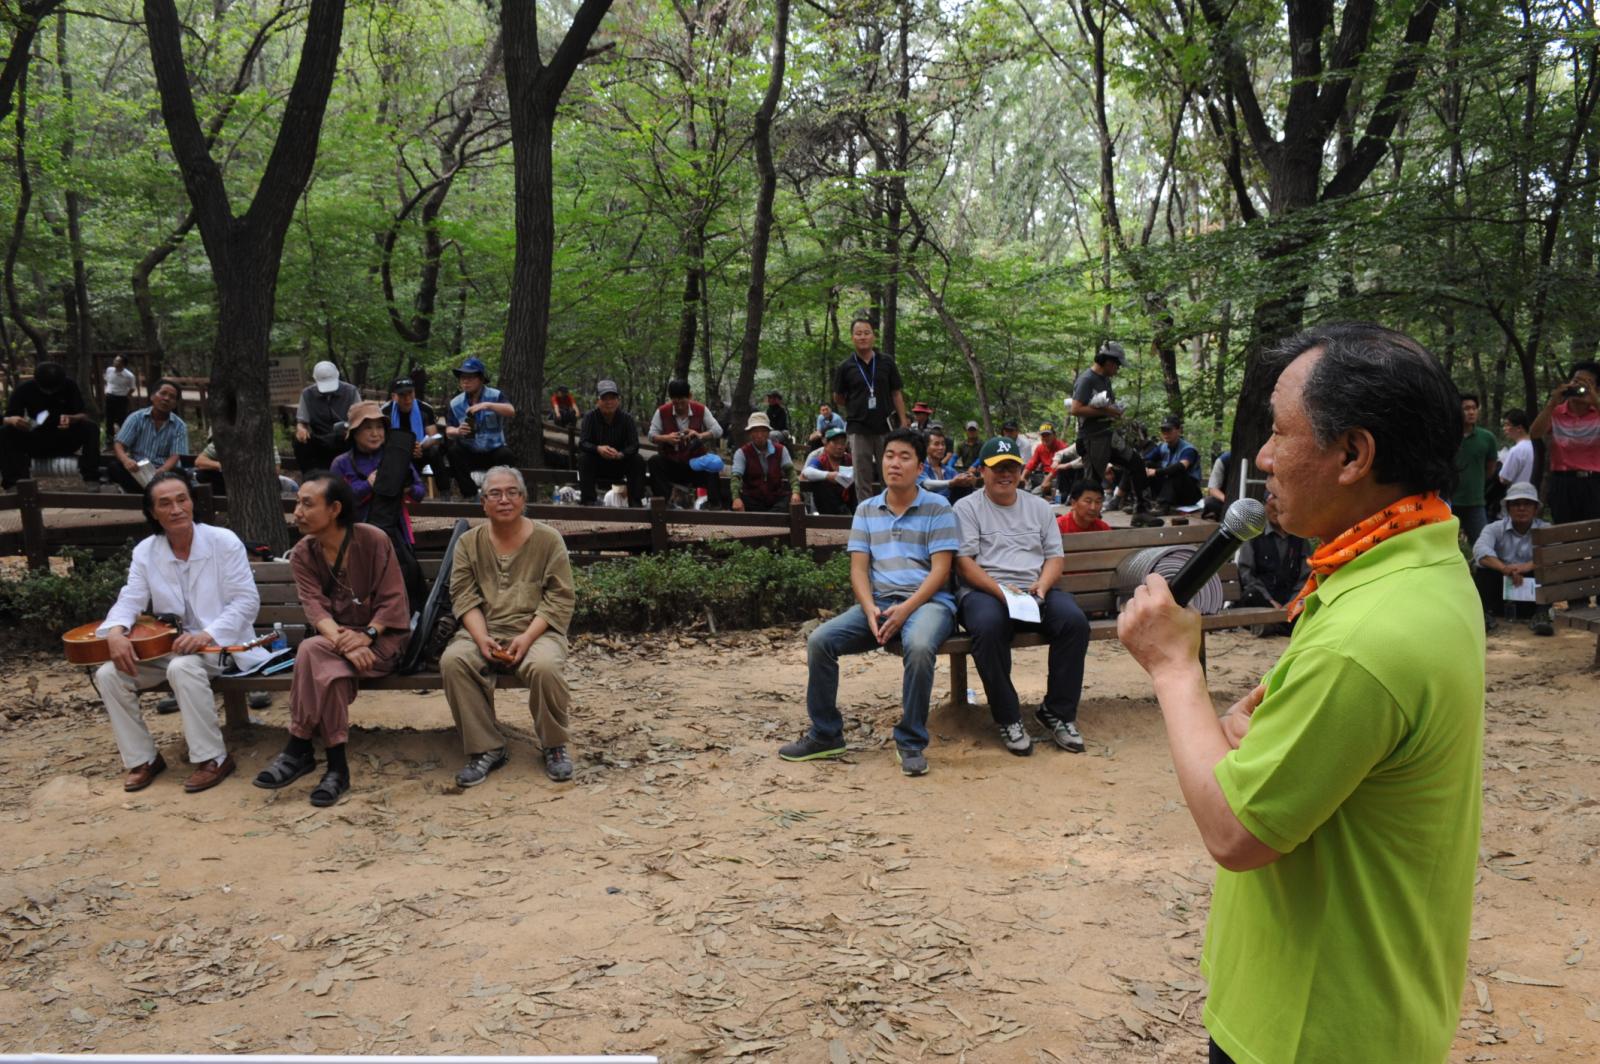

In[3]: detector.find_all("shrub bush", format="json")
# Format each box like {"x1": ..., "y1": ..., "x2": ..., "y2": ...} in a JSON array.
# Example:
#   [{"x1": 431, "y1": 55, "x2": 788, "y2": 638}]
[
  {"x1": 574, "y1": 542, "x2": 851, "y2": 631},
  {"x1": 0, "y1": 547, "x2": 132, "y2": 642}
]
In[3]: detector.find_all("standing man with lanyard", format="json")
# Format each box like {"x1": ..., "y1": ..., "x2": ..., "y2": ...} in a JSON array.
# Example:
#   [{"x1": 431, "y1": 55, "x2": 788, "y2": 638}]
[
  {"x1": 832, "y1": 315, "x2": 907, "y2": 501},
  {"x1": 1118, "y1": 323, "x2": 1482, "y2": 1064}
]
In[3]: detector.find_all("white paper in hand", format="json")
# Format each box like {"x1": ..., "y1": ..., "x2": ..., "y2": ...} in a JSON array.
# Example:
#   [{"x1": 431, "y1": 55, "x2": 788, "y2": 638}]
[
  {"x1": 34, "y1": 410, "x2": 50, "y2": 426},
  {"x1": 834, "y1": 466, "x2": 855, "y2": 484},
  {"x1": 1002, "y1": 585, "x2": 1041, "y2": 623},
  {"x1": 1504, "y1": 575, "x2": 1537, "y2": 603}
]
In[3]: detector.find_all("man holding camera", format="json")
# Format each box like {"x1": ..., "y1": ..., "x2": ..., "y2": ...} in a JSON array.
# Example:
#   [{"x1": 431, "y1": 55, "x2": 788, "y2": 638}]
[{"x1": 1531, "y1": 360, "x2": 1600, "y2": 525}]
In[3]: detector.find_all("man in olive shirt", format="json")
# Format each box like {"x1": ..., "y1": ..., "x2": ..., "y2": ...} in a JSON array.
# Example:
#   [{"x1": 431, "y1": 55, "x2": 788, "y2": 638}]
[
  {"x1": 1453, "y1": 392, "x2": 1499, "y2": 546},
  {"x1": 832, "y1": 315, "x2": 907, "y2": 501},
  {"x1": 1119, "y1": 323, "x2": 1482, "y2": 1064}
]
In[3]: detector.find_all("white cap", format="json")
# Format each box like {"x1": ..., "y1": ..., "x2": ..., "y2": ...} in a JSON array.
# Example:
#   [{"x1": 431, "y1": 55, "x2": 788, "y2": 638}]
[
  {"x1": 1504, "y1": 481, "x2": 1539, "y2": 505},
  {"x1": 312, "y1": 360, "x2": 340, "y2": 394}
]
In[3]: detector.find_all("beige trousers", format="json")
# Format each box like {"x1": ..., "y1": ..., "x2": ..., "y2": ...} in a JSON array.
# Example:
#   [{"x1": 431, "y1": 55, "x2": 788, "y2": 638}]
[
  {"x1": 439, "y1": 630, "x2": 570, "y2": 754},
  {"x1": 94, "y1": 654, "x2": 225, "y2": 768}
]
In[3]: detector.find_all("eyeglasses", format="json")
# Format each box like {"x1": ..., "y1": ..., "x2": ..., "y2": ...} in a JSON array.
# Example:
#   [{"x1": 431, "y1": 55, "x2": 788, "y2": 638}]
[{"x1": 483, "y1": 489, "x2": 525, "y2": 501}]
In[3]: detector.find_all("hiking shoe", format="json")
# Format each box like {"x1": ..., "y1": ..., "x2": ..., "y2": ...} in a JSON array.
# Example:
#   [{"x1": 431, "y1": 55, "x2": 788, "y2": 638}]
[
  {"x1": 247, "y1": 691, "x2": 271, "y2": 709},
  {"x1": 998, "y1": 721, "x2": 1033, "y2": 756},
  {"x1": 543, "y1": 746, "x2": 573, "y2": 782},
  {"x1": 895, "y1": 746, "x2": 929, "y2": 776},
  {"x1": 1129, "y1": 509, "x2": 1165, "y2": 529},
  {"x1": 778, "y1": 733, "x2": 847, "y2": 762},
  {"x1": 1530, "y1": 611, "x2": 1555, "y2": 637},
  {"x1": 455, "y1": 748, "x2": 508, "y2": 788},
  {"x1": 1483, "y1": 612, "x2": 1500, "y2": 633},
  {"x1": 1036, "y1": 708, "x2": 1085, "y2": 753}
]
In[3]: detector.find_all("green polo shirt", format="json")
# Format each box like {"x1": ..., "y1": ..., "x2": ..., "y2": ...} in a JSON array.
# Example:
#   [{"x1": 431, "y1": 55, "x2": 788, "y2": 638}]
[
  {"x1": 1204, "y1": 520, "x2": 1483, "y2": 1064},
  {"x1": 1453, "y1": 427, "x2": 1498, "y2": 507}
]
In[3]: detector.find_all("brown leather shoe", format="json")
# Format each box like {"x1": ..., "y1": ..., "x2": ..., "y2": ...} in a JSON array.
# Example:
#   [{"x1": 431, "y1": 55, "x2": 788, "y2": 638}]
[
  {"x1": 183, "y1": 754, "x2": 235, "y2": 793},
  {"x1": 123, "y1": 754, "x2": 167, "y2": 792}
]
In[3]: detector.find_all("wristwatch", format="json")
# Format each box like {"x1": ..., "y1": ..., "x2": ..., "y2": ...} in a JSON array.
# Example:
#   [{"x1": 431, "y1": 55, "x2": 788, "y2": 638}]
[{"x1": 364, "y1": 626, "x2": 379, "y2": 640}]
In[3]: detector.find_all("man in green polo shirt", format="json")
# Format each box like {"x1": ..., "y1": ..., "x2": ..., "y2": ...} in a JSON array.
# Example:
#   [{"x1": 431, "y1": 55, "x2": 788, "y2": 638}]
[
  {"x1": 1119, "y1": 323, "x2": 1483, "y2": 1064},
  {"x1": 1453, "y1": 392, "x2": 1499, "y2": 546}
]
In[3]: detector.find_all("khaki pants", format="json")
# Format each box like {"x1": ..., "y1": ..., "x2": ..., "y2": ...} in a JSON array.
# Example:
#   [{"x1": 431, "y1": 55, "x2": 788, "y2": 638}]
[
  {"x1": 94, "y1": 654, "x2": 225, "y2": 769},
  {"x1": 440, "y1": 630, "x2": 570, "y2": 754}
]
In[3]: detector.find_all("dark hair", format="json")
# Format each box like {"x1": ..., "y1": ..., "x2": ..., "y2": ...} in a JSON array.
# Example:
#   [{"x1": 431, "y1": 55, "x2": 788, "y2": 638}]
[
  {"x1": 850, "y1": 313, "x2": 875, "y2": 332},
  {"x1": 1259, "y1": 322, "x2": 1461, "y2": 496},
  {"x1": 667, "y1": 378, "x2": 691, "y2": 399},
  {"x1": 1460, "y1": 392, "x2": 1480, "y2": 406},
  {"x1": 767, "y1": 390, "x2": 782, "y2": 400},
  {"x1": 926, "y1": 429, "x2": 948, "y2": 450},
  {"x1": 152, "y1": 377, "x2": 181, "y2": 398},
  {"x1": 1067, "y1": 479, "x2": 1104, "y2": 501},
  {"x1": 883, "y1": 427, "x2": 926, "y2": 462},
  {"x1": 302, "y1": 472, "x2": 356, "y2": 528},
  {"x1": 34, "y1": 361, "x2": 66, "y2": 389},
  {"x1": 1503, "y1": 408, "x2": 1530, "y2": 430},
  {"x1": 141, "y1": 470, "x2": 193, "y2": 535},
  {"x1": 1572, "y1": 359, "x2": 1600, "y2": 381}
]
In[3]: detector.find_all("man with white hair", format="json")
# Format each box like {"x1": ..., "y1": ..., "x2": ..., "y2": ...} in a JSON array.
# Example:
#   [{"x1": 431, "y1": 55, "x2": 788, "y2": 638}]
[
  {"x1": 440, "y1": 467, "x2": 577, "y2": 788},
  {"x1": 294, "y1": 360, "x2": 361, "y2": 473}
]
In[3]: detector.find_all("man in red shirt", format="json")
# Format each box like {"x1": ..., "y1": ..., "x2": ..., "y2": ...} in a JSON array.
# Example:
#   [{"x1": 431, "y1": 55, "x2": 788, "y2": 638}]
[
  {"x1": 1058, "y1": 480, "x2": 1111, "y2": 535},
  {"x1": 1023, "y1": 423, "x2": 1068, "y2": 494}
]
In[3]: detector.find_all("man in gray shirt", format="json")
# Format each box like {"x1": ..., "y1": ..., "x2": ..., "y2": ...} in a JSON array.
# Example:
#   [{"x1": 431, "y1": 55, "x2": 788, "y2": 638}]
[
  {"x1": 294, "y1": 360, "x2": 362, "y2": 474},
  {"x1": 954, "y1": 437, "x2": 1092, "y2": 756}
]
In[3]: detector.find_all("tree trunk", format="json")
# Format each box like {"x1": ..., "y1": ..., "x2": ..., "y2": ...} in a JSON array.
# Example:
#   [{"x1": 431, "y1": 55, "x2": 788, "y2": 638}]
[
  {"x1": 906, "y1": 264, "x2": 992, "y2": 435},
  {"x1": 5, "y1": 54, "x2": 46, "y2": 361},
  {"x1": 725, "y1": 0, "x2": 789, "y2": 447},
  {"x1": 57, "y1": 13, "x2": 94, "y2": 404},
  {"x1": 0, "y1": 1, "x2": 61, "y2": 128},
  {"x1": 498, "y1": 0, "x2": 615, "y2": 467}
]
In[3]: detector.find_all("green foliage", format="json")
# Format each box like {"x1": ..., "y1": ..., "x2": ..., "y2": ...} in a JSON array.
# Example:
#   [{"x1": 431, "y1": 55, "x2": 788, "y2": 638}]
[
  {"x1": 0, "y1": 548, "x2": 132, "y2": 642},
  {"x1": 573, "y1": 541, "x2": 851, "y2": 631}
]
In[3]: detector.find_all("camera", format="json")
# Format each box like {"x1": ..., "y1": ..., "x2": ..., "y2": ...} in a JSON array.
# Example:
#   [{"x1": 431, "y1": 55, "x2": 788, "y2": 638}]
[{"x1": 1573, "y1": 384, "x2": 1591, "y2": 397}]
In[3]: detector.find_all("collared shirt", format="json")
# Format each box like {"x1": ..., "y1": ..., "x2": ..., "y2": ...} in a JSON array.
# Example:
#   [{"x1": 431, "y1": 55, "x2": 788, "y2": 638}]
[
  {"x1": 98, "y1": 523, "x2": 266, "y2": 669},
  {"x1": 447, "y1": 386, "x2": 509, "y2": 452},
  {"x1": 1205, "y1": 521, "x2": 1482, "y2": 1064},
  {"x1": 1453, "y1": 426, "x2": 1499, "y2": 506},
  {"x1": 296, "y1": 381, "x2": 362, "y2": 435},
  {"x1": 831, "y1": 350, "x2": 904, "y2": 435},
  {"x1": 1235, "y1": 526, "x2": 1309, "y2": 605},
  {"x1": 116, "y1": 407, "x2": 190, "y2": 463},
  {"x1": 917, "y1": 455, "x2": 958, "y2": 498},
  {"x1": 1472, "y1": 515, "x2": 1549, "y2": 567},
  {"x1": 449, "y1": 521, "x2": 575, "y2": 640},
  {"x1": 1549, "y1": 400, "x2": 1600, "y2": 472},
  {"x1": 816, "y1": 411, "x2": 846, "y2": 435},
  {"x1": 1498, "y1": 438, "x2": 1533, "y2": 485},
  {"x1": 848, "y1": 487, "x2": 959, "y2": 613},
  {"x1": 104, "y1": 367, "x2": 137, "y2": 397},
  {"x1": 647, "y1": 403, "x2": 724, "y2": 441}
]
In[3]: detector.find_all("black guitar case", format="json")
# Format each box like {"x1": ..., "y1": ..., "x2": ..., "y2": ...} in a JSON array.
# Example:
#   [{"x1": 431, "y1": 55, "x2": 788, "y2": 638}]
[
  {"x1": 363, "y1": 429, "x2": 426, "y2": 613},
  {"x1": 399, "y1": 517, "x2": 470, "y2": 674}
]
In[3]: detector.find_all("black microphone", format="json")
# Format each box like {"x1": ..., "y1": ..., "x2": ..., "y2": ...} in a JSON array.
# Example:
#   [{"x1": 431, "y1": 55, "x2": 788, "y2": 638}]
[{"x1": 1167, "y1": 498, "x2": 1268, "y2": 607}]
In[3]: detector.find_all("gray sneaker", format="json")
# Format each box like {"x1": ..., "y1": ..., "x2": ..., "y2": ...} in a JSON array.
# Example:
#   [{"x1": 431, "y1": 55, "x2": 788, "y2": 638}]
[
  {"x1": 1036, "y1": 708, "x2": 1085, "y2": 753},
  {"x1": 778, "y1": 733, "x2": 847, "y2": 762},
  {"x1": 895, "y1": 746, "x2": 929, "y2": 776},
  {"x1": 543, "y1": 745, "x2": 573, "y2": 782},
  {"x1": 998, "y1": 721, "x2": 1033, "y2": 756},
  {"x1": 455, "y1": 748, "x2": 508, "y2": 788},
  {"x1": 1530, "y1": 610, "x2": 1555, "y2": 637}
]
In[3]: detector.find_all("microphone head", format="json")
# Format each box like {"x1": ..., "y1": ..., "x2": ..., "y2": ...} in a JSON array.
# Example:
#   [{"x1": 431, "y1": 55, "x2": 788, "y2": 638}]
[{"x1": 1223, "y1": 497, "x2": 1268, "y2": 540}]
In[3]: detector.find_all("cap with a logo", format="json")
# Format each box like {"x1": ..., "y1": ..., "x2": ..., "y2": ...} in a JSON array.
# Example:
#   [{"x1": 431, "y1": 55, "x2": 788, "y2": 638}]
[
  {"x1": 596, "y1": 379, "x2": 620, "y2": 397},
  {"x1": 978, "y1": 436, "x2": 1024, "y2": 467},
  {"x1": 312, "y1": 360, "x2": 341, "y2": 394},
  {"x1": 1096, "y1": 341, "x2": 1125, "y2": 364},
  {"x1": 344, "y1": 400, "x2": 385, "y2": 437},
  {"x1": 1504, "y1": 481, "x2": 1540, "y2": 504},
  {"x1": 1039, "y1": 423, "x2": 1055, "y2": 434},
  {"x1": 390, "y1": 377, "x2": 415, "y2": 393},
  {"x1": 452, "y1": 356, "x2": 490, "y2": 378},
  {"x1": 745, "y1": 412, "x2": 772, "y2": 431}
]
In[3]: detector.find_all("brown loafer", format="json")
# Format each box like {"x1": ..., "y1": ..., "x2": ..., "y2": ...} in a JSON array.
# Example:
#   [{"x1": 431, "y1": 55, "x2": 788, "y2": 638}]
[
  {"x1": 183, "y1": 754, "x2": 235, "y2": 793},
  {"x1": 123, "y1": 754, "x2": 167, "y2": 792}
]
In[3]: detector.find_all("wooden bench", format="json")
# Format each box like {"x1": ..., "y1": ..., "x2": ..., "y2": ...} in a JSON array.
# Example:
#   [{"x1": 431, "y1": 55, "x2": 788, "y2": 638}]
[
  {"x1": 1533, "y1": 518, "x2": 1600, "y2": 667},
  {"x1": 923, "y1": 523, "x2": 1288, "y2": 709}
]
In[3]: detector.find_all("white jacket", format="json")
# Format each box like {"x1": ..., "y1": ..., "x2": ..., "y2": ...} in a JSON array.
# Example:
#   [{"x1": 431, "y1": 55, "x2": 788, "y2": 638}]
[{"x1": 98, "y1": 523, "x2": 267, "y2": 668}]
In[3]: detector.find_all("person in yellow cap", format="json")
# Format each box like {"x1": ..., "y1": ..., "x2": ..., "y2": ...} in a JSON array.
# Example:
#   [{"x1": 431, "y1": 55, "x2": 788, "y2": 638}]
[{"x1": 1021, "y1": 422, "x2": 1067, "y2": 492}]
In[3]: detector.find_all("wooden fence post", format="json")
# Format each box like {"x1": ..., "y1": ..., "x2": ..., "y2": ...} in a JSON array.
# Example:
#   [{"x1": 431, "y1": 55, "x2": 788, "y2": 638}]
[
  {"x1": 17, "y1": 479, "x2": 48, "y2": 570},
  {"x1": 788, "y1": 501, "x2": 807, "y2": 550},
  {"x1": 649, "y1": 495, "x2": 670, "y2": 553}
]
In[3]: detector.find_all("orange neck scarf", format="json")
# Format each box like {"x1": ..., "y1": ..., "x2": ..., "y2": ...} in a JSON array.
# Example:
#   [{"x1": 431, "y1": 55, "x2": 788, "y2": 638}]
[{"x1": 1284, "y1": 492, "x2": 1455, "y2": 620}]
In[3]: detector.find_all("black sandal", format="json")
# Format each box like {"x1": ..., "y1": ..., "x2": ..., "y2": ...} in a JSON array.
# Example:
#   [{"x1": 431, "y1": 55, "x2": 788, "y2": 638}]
[
  {"x1": 253, "y1": 751, "x2": 317, "y2": 790},
  {"x1": 309, "y1": 771, "x2": 349, "y2": 807}
]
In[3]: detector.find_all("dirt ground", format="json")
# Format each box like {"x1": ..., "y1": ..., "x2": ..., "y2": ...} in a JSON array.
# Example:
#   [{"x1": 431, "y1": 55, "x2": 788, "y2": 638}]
[{"x1": 1, "y1": 620, "x2": 1597, "y2": 1063}]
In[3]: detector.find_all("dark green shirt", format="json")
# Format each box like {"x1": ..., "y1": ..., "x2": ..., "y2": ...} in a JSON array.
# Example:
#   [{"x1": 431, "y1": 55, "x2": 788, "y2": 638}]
[{"x1": 1452, "y1": 427, "x2": 1498, "y2": 507}]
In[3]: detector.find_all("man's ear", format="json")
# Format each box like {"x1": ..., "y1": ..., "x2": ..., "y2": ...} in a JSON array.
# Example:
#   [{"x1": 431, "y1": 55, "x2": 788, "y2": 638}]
[{"x1": 1335, "y1": 428, "x2": 1377, "y2": 486}]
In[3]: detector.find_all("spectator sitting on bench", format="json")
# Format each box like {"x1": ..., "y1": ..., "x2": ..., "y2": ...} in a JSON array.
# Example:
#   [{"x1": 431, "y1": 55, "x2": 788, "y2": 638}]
[
  {"x1": 765, "y1": 390, "x2": 791, "y2": 447},
  {"x1": 816, "y1": 402, "x2": 845, "y2": 437},
  {"x1": 192, "y1": 439, "x2": 300, "y2": 497},
  {"x1": 1203, "y1": 448, "x2": 1232, "y2": 521},
  {"x1": 333, "y1": 401, "x2": 426, "y2": 611},
  {"x1": 92, "y1": 472, "x2": 263, "y2": 794},
  {"x1": 1021, "y1": 422, "x2": 1066, "y2": 492},
  {"x1": 576, "y1": 378, "x2": 645, "y2": 507},
  {"x1": 1472, "y1": 480, "x2": 1554, "y2": 636},
  {"x1": 443, "y1": 357, "x2": 517, "y2": 500},
  {"x1": 294, "y1": 361, "x2": 361, "y2": 476},
  {"x1": 1057, "y1": 479, "x2": 1111, "y2": 535},
  {"x1": 1145, "y1": 416, "x2": 1202, "y2": 513},
  {"x1": 917, "y1": 428, "x2": 959, "y2": 499},
  {"x1": 731, "y1": 412, "x2": 801, "y2": 512},
  {"x1": 1235, "y1": 493, "x2": 1308, "y2": 638},
  {"x1": 954, "y1": 436, "x2": 1092, "y2": 756},
  {"x1": 381, "y1": 377, "x2": 445, "y2": 495},
  {"x1": 442, "y1": 467, "x2": 576, "y2": 789},
  {"x1": 254, "y1": 474, "x2": 411, "y2": 806},
  {"x1": 550, "y1": 384, "x2": 578, "y2": 428},
  {"x1": 780, "y1": 428, "x2": 958, "y2": 776},
  {"x1": 110, "y1": 378, "x2": 189, "y2": 494},
  {"x1": 801, "y1": 426, "x2": 854, "y2": 515},
  {"x1": 2, "y1": 360, "x2": 101, "y2": 490},
  {"x1": 648, "y1": 378, "x2": 724, "y2": 507}
]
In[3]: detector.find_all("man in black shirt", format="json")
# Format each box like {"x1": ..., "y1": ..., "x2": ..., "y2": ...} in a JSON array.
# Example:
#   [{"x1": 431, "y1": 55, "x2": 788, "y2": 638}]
[
  {"x1": 380, "y1": 378, "x2": 445, "y2": 496},
  {"x1": 1069, "y1": 341, "x2": 1157, "y2": 523},
  {"x1": 832, "y1": 315, "x2": 907, "y2": 501},
  {"x1": 577, "y1": 379, "x2": 645, "y2": 506},
  {"x1": 1234, "y1": 494, "x2": 1308, "y2": 637},
  {"x1": 2, "y1": 361, "x2": 101, "y2": 488},
  {"x1": 764, "y1": 390, "x2": 791, "y2": 446}
]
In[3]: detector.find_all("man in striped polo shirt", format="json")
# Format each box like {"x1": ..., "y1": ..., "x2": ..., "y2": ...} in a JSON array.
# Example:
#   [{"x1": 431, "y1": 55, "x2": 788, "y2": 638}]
[{"x1": 780, "y1": 428, "x2": 958, "y2": 776}]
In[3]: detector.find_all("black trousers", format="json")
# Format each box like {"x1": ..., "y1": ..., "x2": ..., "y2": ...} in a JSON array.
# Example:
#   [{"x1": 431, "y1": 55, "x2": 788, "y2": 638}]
[
  {"x1": 648, "y1": 453, "x2": 721, "y2": 505},
  {"x1": 292, "y1": 436, "x2": 344, "y2": 478},
  {"x1": 577, "y1": 451, "x2": 645, "y2": 506},
  {"x1": 806, "y1": 479, "x2": 851, "y2": 515},
  {"x1": 1209, "y1": 1039, "x2": 1234, "y2": 1064},
  {"x1": 1081, "y1": 432, "x2": 1149, "y2": 502},
  {"x1": 2, "y1": 421, "x2": 101, "y2": 486},
  {"x1": 738, "y1": 491, "x2": 790, "y2": 512},
  {"x1": 957, "y1": 588, "x2": 1090, "y2": 726},
  {"x1": 104, "y1": 395, "x2": 130, "y2": 445},
  {"x1": 1150, "y1": 465, "x2": 1202, "y2": 507},
  {"x1": 1473, "y1": 564, "x2": 1541, "y2": 620},
  {"x1": 445, "y1": 440, "x2": 516, "y2": 498}
]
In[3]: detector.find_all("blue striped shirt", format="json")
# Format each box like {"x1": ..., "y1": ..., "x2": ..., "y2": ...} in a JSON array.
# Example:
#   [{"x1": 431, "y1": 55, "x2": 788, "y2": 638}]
[
  {"x1": 848, "y1": 487, "x2": 959, "y2": 613},
  {"x1": 115, "y1": 407, "x2": 190, "y2": 463}
]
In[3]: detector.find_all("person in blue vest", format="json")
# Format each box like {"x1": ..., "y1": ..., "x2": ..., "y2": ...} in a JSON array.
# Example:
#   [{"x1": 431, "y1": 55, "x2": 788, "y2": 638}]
[
  {"x1": 1145, "y1": 416, "x2": 1202, "y2": 512},
  {"x1": 731, "y1": 412, "x2": 800, "y2": 512},
  {"x1": 443, "y1": 357, "x2": 517, "y2": 500}
]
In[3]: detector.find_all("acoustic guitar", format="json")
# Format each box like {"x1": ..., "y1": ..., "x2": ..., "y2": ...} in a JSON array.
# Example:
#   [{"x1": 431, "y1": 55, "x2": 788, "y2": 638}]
[{"x1": 62, "y1": 615, "x2": 279, "y2": 666}]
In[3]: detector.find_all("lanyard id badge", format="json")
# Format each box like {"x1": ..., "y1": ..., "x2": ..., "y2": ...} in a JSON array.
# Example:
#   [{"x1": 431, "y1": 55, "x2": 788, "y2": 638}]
[{"x1": 855, "y1": 355, "x2": 877, "y2": 410}]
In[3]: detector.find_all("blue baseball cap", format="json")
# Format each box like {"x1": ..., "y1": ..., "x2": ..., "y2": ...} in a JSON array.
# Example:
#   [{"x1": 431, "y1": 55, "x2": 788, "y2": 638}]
[{"x1": 452, "y1": 357, "x2": 490, "y2": 378}]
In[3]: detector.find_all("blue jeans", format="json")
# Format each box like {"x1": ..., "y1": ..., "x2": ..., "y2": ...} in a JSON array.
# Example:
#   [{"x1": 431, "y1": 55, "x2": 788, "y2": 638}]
[
  {"x1": 805, "y1": 601, "x2": 955, "y2": 752},
  {"x1": 957, "y1": 588, "x2": 1090, "y2": 727}
]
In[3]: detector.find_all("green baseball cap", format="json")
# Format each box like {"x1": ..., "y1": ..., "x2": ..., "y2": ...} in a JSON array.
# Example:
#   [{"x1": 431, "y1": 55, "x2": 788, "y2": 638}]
[{"x1": 978, "y1": 436, "x2": 1024, "y2": 467}]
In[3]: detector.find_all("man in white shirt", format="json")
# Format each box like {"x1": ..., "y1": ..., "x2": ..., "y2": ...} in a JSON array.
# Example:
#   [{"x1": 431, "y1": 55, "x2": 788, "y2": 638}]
[
  {"x1": 93, "y1": 472, "x2": 264, "y2": 793},
  {"x1": 103, "y1": 355, "x2": 138, "y2": 445},
  {"x1": 1497, "y1": 409, "x2": 1535, "y2": 488}
]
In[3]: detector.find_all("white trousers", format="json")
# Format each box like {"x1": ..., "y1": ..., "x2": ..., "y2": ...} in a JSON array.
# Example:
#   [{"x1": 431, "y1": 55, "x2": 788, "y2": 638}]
[{"x1": 94, "y1": 654, "x2": 225, "y2": 768}]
